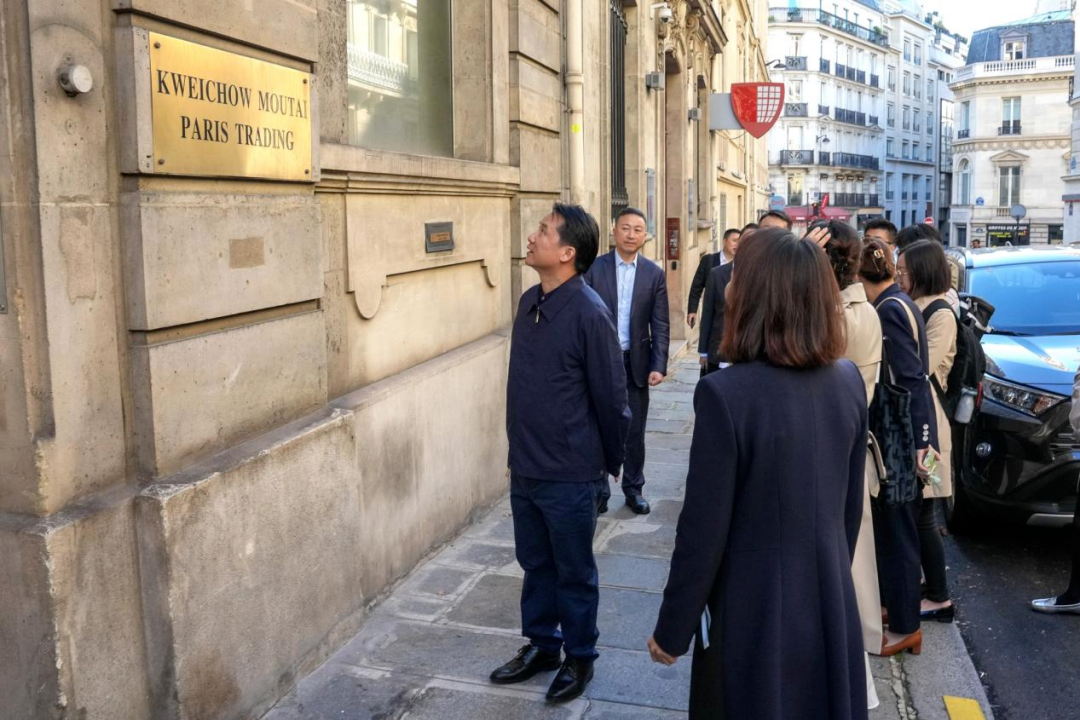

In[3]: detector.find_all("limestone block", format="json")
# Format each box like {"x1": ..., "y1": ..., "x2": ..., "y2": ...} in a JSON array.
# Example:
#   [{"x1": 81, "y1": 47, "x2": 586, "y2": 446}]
[
  {"x1": 510, "y1": 57, "x2": 562, "y2": 131},
  {"x1": 511, "y1": 0, "x2": 561, "y2": 72},
  {"x1": 28, "y1": 17, "x2": 110, "y2": 203},
  {"x1": 511, "y1": 196, "x2": 557, "y2": 258},
  {"x1": 123, "y1": 190, "x2": 322, "y2": 330},
  {"x1": 35, "y1": 203, "x2": 126, "y2": 514},
  {"x1": 131, "y1": 310, "x2": 327, "y2": 477},
  {"x1": 112, "y1": 0, "x2": 319, "y2": 62},
  {"x1": 0, "y1": 493, "x2": 150, "y2": 720},
  {"x1": 316, "y1": 0, "x2": 348, "y2": 145},
  {"x1": 510, "y1": 124, "x2": 561, "y2": 193},
  {"x1": 136, "y1": 334, "x2": 509, "y2": 720}
]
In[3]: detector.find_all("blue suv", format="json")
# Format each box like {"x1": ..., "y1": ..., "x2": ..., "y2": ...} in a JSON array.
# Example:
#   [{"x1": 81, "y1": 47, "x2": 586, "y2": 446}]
[{"x1": 946, "y1": 246, "x2": 1080, "y2": 529}]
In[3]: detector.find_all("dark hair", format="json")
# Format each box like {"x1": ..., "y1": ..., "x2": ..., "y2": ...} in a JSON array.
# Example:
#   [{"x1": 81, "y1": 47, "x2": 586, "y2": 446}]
[
  {"x1": 863, "y1": 219, "x2": 898, "y2": 242},
  {"x1": 858, "y1": 238, "x2": 896, "y2": 283},
  {"x1": 741, "y1": 222, "x2": 759, "y2": 233},
  {"x1": 615, "y1": 207, "x2": 647, "y2": 224},
  {"x1": 760, "y1": 211, "x2": 793, "y2": 229},
  {"x1": 720, "y1": 228, "x2": 845, "y2": 369},
  {"x1": 897, "y1": 239, "x2": 951, "y2": 299},
  {"x1": 821, "y1": 221, "x2": 862, "y2": 289},
  {"x1": 552, "y1": 202, "x2": 600, "y2": 275},
  {"x1": 723, "y1": 227, "x2": 742, "y2": 239},
  {"x1": 895, "y1": 223, "x2": 941, "y2": 250}
]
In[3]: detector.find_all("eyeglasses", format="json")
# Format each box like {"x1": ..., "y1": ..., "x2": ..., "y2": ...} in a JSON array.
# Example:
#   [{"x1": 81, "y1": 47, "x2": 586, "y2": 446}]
[{"x1": 895, "y1": 269, "x2": 910, "y2": 278}]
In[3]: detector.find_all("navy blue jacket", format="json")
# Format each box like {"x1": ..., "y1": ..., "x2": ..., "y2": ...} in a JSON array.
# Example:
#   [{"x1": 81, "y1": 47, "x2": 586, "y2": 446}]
[
  {"x1": 507, "y1": 275, "x2": 632, "y2": 481},
  {"x1": 687, "y1": 251, "x2": 722, "y2": 316},
  {"x1": 874, "y1": 284, "x2": 938, "y2": 451},
  {"x1": 584, "y1": 251, "x2": 671, "y2": 388},
  {"x1": 697, "y1": 262, "x2": 735, "y2": 365}
]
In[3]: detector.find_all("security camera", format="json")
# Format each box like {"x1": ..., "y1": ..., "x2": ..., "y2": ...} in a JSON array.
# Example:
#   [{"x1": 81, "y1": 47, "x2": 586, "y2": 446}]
[{"x1": 658, "y1": 6, "x2": 674, "y2": 23}]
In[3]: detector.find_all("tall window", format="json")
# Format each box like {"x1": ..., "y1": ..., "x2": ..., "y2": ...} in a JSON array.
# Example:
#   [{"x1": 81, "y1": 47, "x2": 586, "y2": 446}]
[
  {"x1": 960, "y1": 101, "x2": 971, "y2": 133},
  {"x1": 610, "y1": 0, "x2": 628, "y2": 219},
  {"x1": 887, "y1": 138, "x2": 895, "y2": 157},
  {"x1": 1003, "y1": 40, "x2": 1025, "y2": 60},
  {"x1": 788, "y1": 174, "x2": 804, "y2": 206},
  {"x1": 903, "y1": 72, "x2": 911, "y2": 96},
  {"x1": 913, "y1": 43, "x2": 922, "y2": 66},
  {"x1": 958, "y1": 160, "x2": 971, "y2": 204},
  {"x1": 887, "y1": 66, "x2": 896, "y2": 90},
  {"x1": 904, "y1": 39, "x2": 912, "y2": 62},
  {"x1": 903, "y1": 106, "x2": 910, "y2": 130},
  {"x1": 999, "y1": 166, "x2": 1021, "y2": 205},
  {"x1": 1002, "y1": 97, "x2": 1021, "y2": 134},
  {"x1": 914, "y1": 74, "x2": 921, "y2": 99},
  {"x1": 887, "y1": 102, "x2": 895, "y2": 127},
  {"x1": 346, "y1": 0, "x2": 453, "y2": 156},
  {"x1": 902, "y1": 140, "x2": 910, "y2": 159}
]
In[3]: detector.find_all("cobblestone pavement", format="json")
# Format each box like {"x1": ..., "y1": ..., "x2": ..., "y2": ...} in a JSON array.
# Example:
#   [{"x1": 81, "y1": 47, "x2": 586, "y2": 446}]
[{"x1": 264, "y1": 360, "x2": 992, "y2": 719}]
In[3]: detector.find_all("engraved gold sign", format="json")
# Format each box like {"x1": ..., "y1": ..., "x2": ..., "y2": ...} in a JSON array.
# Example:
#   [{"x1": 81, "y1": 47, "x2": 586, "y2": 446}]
[{"x1": 148, "y1": 32, "x2": 312, "y2": 181}]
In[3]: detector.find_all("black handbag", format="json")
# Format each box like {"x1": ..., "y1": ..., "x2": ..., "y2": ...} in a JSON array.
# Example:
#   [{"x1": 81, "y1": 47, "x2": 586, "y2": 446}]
[{"x1": 869, "y1": 299, "x2": 920, "y2": 508}]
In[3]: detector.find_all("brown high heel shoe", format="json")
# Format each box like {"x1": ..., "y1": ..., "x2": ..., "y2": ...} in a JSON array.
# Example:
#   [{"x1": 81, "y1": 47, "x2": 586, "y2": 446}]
[{"x1": 879, "y1": 629, "x2": 922, "y2": 657}]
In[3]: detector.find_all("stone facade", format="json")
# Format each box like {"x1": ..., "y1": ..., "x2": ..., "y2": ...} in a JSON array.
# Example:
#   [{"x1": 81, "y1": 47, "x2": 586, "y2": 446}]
[{"x1": 0, "y1": 1, "x2": 766, "y2": 718}]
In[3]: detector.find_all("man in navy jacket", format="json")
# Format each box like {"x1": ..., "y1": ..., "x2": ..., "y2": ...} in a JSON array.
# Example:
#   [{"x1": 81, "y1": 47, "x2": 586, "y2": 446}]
[
  {"x1": 585, "y1": 207, "x2": 670, "y2": 515},
  {"x1": 493, "y1": 203, "x2": 631, "y2": 702}
]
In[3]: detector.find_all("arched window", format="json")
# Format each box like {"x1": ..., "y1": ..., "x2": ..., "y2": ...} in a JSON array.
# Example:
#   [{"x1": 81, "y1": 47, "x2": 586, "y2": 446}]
[{"x1": 958, "y1": 160, "x2": 972, "y2": 205}]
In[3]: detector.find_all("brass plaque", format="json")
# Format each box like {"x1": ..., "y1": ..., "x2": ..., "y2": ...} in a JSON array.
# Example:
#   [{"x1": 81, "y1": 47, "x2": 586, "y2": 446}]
[{"x1": 149, "y1": 32, "x2": 312, "y2": 181}]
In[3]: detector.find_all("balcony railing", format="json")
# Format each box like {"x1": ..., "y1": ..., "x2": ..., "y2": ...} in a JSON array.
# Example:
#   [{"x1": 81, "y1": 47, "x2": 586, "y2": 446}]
[
  {"x1": 818, "y1": 104, "x2": 830, "y2": 116},
  {"x1": 347, "y1": 43, "x2": 411, "y2": 93},
  {"x1": 998, "y1": 121, "x2": 1022, "y2": 135},
  {"x1": 834, "y1": 107, "x2": 867, "y2": 126},
  {"x1": 785, "y1": 103, "x2": 809, "y2": 117},
  {"x1": 869, "y1": 115, "x2": 879, "y2": 126},
  {"x1": 958, "y1": 128, "x2": 970, "y2": 139},
  {"x1": 887, "y1": 116, "x2": 895, "y2": 127},
  {"x1": 886, "y1": 190, "x2": 895, "y2": 200},
  {"x1": 788, "y1": 193, "x2": 805, "y2": 206},
  {"x1": 832, "y1": 193, "x2": 881, "y2": 207},
  {"x1": 778, "y1": 149, "x2": 815, "y2": 165},
  {"x1": 819, "y1": 151, "x2": 831, "y2": 166},
  {"x1": 856, "y1": 69, "x2": 866, "y2": 84},
  {"x1": 785, "y1": 56, "x2": 809, "y2": 71},
  {"x1": 832, "y1": 153, "x2": 880, "y2": 170},
  {"x1": 954, "y1": 55, "x2": 1075, "y2": 81},
  {"x1": 817, "y1": 10, "x2": 890, "y2": 47},
  {"x1": 820, "y1": 58, "x2": 831, "y2": 73},
  {"x1": 871, "y1": 74, "x2": 880, "y2": 88},
  {"x1": 902, "y1": 191, "x2": 909, "y2": 200}
]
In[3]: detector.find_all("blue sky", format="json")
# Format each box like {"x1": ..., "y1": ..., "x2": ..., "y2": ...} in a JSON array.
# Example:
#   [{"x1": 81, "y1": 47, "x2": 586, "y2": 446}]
[{"x1": 931, "y1": 1, "x2": 1064, "y2": 39}]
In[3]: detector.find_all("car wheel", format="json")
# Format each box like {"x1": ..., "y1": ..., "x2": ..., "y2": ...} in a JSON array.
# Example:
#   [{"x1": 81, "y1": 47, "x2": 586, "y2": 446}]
[{"x1": 945, "y1": 479, "x2": 978, "y2": 533}]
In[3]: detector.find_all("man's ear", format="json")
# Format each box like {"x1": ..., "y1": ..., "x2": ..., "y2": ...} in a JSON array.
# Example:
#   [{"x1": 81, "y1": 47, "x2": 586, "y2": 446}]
[{"x1": 560, "y1": 245, "x2": 577, "y2": 266}]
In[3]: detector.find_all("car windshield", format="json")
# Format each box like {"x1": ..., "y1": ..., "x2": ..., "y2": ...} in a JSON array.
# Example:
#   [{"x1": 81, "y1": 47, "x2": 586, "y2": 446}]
[{"x1": 968, "y1": 261, "x2": 1080, "y2": 335}]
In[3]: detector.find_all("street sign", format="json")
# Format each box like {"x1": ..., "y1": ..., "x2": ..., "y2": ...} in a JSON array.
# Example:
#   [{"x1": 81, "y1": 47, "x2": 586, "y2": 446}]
[
  {"x1": 975, "y1": 197, "x2": 985, "y2": 206},
  {"x1": 924, "y1": 216, "x2": 934, "y2": 226},
  {"x1": 769, "y1": 194, "x2": 785, "y2": 212},
  {"x1": 1009, "y1": 204, "x2": 1027, "y2": 220}
]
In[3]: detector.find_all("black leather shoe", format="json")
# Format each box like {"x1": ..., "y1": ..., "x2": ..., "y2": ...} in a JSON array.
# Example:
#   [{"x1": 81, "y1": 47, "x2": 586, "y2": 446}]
[
  {"x1": 626, "y1": 495, "x2": 650, "y2": 515},
  {"x1": 920, "y1": 604, "x2": 955, "y2": 623},
  {"x1": 546, "y1": 657, "x2": 594, "y2": 702},
  {"x1": 490, "y1": 645, "x2": 562, "y2": 685},
  {"x1": 597, "y1": 498, "x2": 608, "y2": 514}
]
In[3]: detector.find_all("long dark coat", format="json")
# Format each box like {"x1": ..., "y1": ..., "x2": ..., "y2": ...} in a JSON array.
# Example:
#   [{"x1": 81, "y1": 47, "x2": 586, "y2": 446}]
[{"x1": 653, "y1": 360, "x2": 869, "y2": 720}]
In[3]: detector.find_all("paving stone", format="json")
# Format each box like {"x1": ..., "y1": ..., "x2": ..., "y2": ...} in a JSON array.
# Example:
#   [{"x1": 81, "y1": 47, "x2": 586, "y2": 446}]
[
  {"x1": 382, "y1": 596, "x2": 452, "y2": 622},
  {"x1": 402, "y1": 684, "x2": 576, "y2": 720},
  {"x1": 596, "y1": 588, "x2": 664, "y2": 652},
  {"x1": 644, "y1": 433, "x2": 693, "y2": 451},
  {"x1": 597, "y1": 554, "x2": 669, "y2": 592},
  {"x1": 583, "y1": 699, "x2": 688, "y2": 719},
  {"x1": 464, "y1": 513, "x2": 518, "y2": 541},
  {"x1": 447, "y1": 573, "x2": 523, "y2": 631},
  {"x1": 438, "y1": 541, "x2": 518, "y2": 570},
  {"x1": 263, "y1": 664, "x2": 423, "y2": 720},
  {"x1": 644, "y1": 419, "x2": 691, "y2": 435},
  {"x1": 400, "y1": 566, "x2": 476, "y2": 599},
  {"x1": 640, "y1": 499, "x2": 683, "y2": 526},
  {"x1": 587, "y1": 648, "x2": 691, "y2": 711},
  {"x1": 600, "y1": 522, "x2": 677, "y2": 560}
]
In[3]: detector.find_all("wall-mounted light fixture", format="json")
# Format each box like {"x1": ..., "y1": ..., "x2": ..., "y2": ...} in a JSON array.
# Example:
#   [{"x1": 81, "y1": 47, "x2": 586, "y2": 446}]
[{"x1": 57, "y1": 64, "x2": 93, "y2": 96}]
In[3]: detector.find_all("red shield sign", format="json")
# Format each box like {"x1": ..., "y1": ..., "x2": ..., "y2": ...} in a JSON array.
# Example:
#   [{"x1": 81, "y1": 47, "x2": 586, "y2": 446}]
[{"x1": 730, "y1": 83, "x2": 785, "y2": 138}]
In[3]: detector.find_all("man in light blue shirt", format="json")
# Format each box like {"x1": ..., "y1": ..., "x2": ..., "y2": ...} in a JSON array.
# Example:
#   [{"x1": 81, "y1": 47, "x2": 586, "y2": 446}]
[{"x1": 585, "y1": 208, "x2": 670, "y2": 515}]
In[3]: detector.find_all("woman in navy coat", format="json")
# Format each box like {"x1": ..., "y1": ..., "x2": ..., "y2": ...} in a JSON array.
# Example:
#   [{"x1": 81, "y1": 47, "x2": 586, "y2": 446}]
[{"x1": 648, "y1": 228, "x2": 869, "y2": 720}]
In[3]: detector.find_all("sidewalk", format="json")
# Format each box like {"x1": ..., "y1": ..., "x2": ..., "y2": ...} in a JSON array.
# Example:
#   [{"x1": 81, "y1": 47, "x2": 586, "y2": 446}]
[{"x1": 264, "y1": 360, "x2": 993, "y2": 720}]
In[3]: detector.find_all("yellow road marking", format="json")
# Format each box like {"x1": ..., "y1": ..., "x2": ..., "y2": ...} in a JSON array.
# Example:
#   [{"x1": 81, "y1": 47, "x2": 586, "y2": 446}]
[{"x1": 944, "y1": 695, "x2": 986, "y2": 720}]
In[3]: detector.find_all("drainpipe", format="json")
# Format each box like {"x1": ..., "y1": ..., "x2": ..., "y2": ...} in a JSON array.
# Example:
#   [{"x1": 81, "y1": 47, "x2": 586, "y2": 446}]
[{"x1": 566, "y1": 0, "x2": 585, "y2": 204}]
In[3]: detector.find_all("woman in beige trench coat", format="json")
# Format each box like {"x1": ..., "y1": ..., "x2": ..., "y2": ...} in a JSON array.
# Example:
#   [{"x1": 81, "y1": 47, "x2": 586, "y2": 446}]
[
  {"x1": 815, "y1": 221, "x2": 883, "y2": 709},
  {"x1": 897, "y1": 240, "x2": 957, "y2": 622}
]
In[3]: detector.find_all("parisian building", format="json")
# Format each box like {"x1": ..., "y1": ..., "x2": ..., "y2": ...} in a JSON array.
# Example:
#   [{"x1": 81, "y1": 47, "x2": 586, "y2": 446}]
[
  {"x1": 949, "y1": 7, "x2": 1075, "y2": 247},
  {"x1": 0, "y1": 1, "x2": 768, "y2": 717},
  {"x1": 1062, "y1": 3, "x2": 1080, "y2": 241},
  {"x1": 926, "y1": 16, "x2": 969, "y2": 243}
]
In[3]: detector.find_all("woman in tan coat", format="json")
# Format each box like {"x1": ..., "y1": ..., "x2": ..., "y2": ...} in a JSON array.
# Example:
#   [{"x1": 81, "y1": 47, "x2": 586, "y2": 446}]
[
  {"x1": 814, "y1": 221, "x2": 883, "y2": 708},
  {"x1": 897, "y1": 239, "x2": 957, "y2": 622}
]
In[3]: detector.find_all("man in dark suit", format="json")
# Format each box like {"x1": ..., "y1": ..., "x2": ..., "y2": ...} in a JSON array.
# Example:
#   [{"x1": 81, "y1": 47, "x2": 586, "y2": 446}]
[
  {"x1": 686, "y1": 227, "x2": 741, "y2": 329},
  {"x1": 697, "y1": 238, "x2": 740, "y2": 375},
  {"x1": 493, "y1": 203, "x2": 631, "y2": 702},
  {"x1": 585, "y1": 207, "x2": 670, "y2": 515}
]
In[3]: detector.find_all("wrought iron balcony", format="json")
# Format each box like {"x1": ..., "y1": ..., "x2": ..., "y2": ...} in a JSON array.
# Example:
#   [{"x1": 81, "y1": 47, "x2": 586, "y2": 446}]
[
  {"x1": 785, "y1": 56, "x2": 809, "y2": 71},
  {"x1": 818, "y1": 104, "x2": 830, "y2": 116},
  {"x1": 788, "y1": 193, "x2": 805, "y2": 206},
  {"x1": 785, "y1": 103, "x2": 809, "y2": 117},
  {"x1": 856, "y1": 69, "x2": 866, "y2": 84},
  {"x1": 820, "y1": 59, "x2": 831, "y2": 72},
  {"x1": 834, "y1": 107, "x2": 866, "y2": 126},
  {"x1": 869, "y1": 115, "x2": 879, "y2": 126},
  {"x1": 867, "y1": 194, "x2": 880, "y2": 206},
  {"x1": 817, "y1": 10, "x2": 889, "y2": 47},
  {"x1": 998, "y1": 121, "x2": 1022, "y2": 135},
  {"x1": 778, "y1": 149, "x2": 816, "y2": 165},
  {"x1": 902, "y1": 191, "x2": 909, "y2": 200},
  {"x1": 871, "y1": 74, "x2": 880, "y2": 88},
  {"x1": 347, "y1": 43, "x2": 410, "y2": 94},
  {"x1": 819, "y1": 151, "x2": 832, "y2": 166},
  {"x1": 958, "y1": 128, "x2": 970, "y2": 139},
  {"x1": 832, "y1": 153, "x2": 880, "y2": 170}
]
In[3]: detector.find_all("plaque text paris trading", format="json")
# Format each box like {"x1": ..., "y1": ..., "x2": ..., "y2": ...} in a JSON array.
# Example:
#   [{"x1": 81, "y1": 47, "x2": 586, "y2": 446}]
[{"x1": 148, "y1": 32, "x2": 313, "y2": 181}]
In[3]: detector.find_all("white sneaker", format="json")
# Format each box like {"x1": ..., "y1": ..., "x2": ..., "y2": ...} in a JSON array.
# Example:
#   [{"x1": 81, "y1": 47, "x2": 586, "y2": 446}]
[{"x1": 1031, "y1": 597, "x2": 1080, "y2": 614}]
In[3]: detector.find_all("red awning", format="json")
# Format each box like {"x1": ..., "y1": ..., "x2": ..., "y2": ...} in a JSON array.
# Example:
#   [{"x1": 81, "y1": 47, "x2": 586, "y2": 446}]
[
  {"x1": 782, "y1": 206, "x2": 851, "y2": 222},
  {"x1": 822, "y1": 207, "x2": 851, "y2": 220}
]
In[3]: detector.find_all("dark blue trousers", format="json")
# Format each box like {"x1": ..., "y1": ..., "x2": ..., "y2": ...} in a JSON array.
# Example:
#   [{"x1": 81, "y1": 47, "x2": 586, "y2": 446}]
[
  {"x1": 601, "y1": 354, "x2": 648, "y2": 503},
  {"x1": 510, "y1": 474, "x2": 604, "y2": 661}
]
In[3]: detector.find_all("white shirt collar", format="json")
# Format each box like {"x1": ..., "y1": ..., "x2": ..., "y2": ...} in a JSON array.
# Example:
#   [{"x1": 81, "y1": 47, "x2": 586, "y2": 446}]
[{"x1": 616, "y1": 252, "x2": 639, "y2": 268}]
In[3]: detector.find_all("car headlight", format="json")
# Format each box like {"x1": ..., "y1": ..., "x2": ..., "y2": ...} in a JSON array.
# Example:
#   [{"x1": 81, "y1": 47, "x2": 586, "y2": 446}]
[{"x1": 982, "y1": 375, "x2": 1067, "y2": 417}]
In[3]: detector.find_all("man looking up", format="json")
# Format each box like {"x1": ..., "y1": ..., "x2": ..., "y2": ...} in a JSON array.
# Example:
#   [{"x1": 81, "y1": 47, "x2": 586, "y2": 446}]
[
  {"x1": 687, "y1": 228, "x2": 740, "y2": 329},
  {"x1": 492, "y1": 203, "x2": 631, "y2": 703},
  {"x1": 586, "y1": 207, "x2": 670, "y2": 515}
]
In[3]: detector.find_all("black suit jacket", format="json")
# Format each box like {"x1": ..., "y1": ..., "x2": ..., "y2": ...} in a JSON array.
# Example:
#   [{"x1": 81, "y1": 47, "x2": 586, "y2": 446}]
[
  {"x1": 687, "y1": 251, "x2": 723, "y2": 316},
  {"x1": 697, "y1": 262, "x2": 734, "y2": 365},
  {"x1": 585, "y1": 251, "x2": 671, "y2": 388}
]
